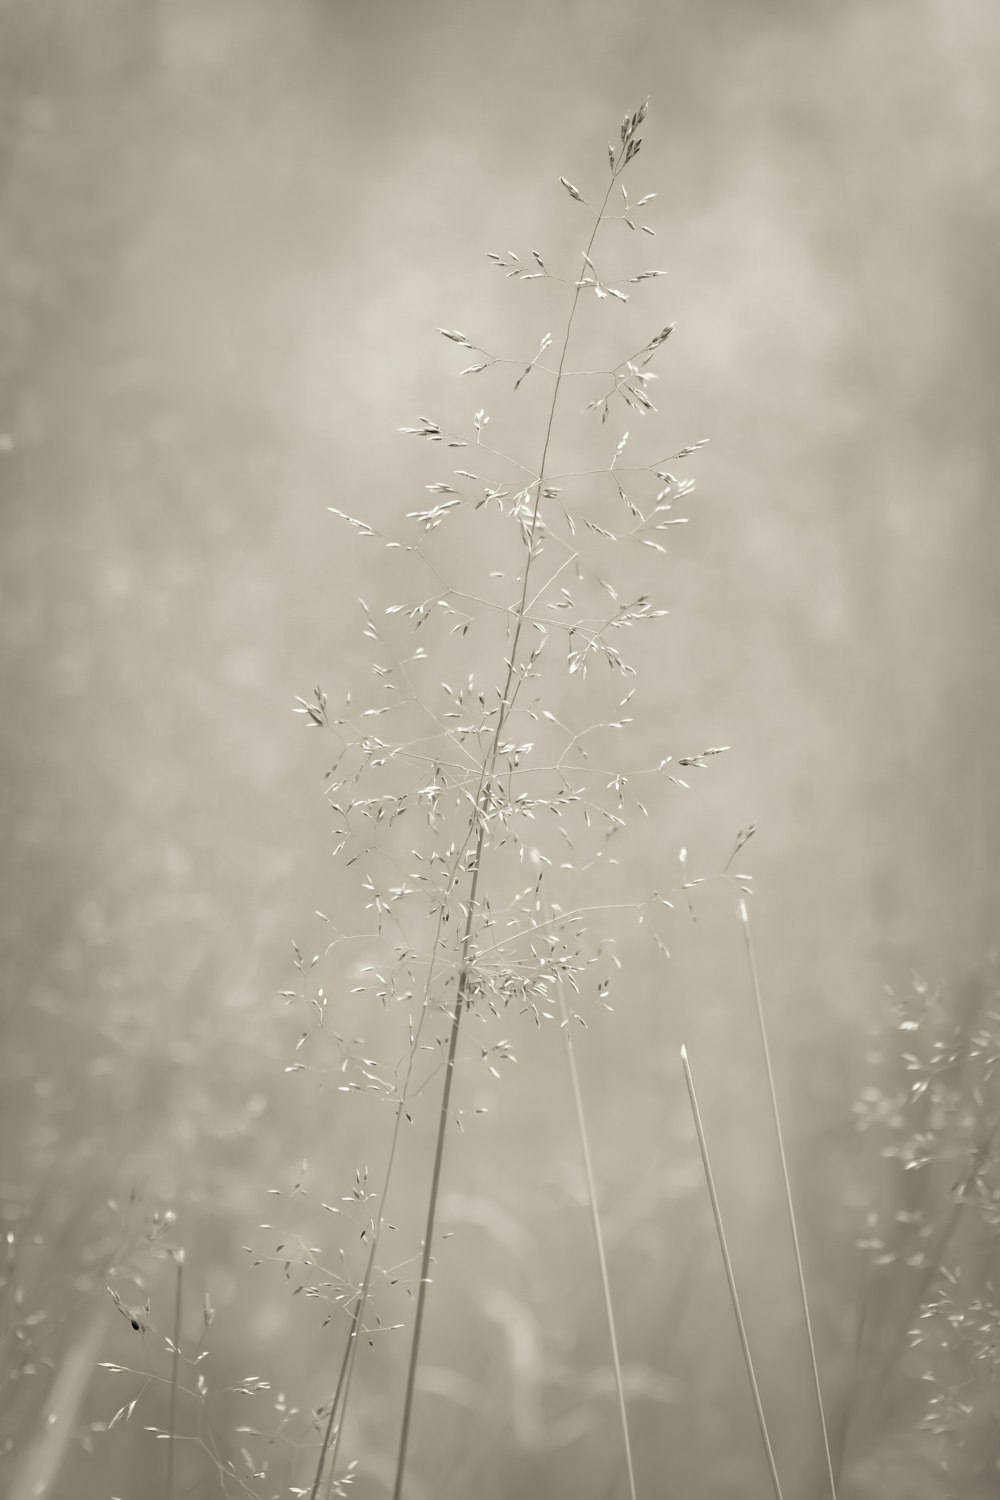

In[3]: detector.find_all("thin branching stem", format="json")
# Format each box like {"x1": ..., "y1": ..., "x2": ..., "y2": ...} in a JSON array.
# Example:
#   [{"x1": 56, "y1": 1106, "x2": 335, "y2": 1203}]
[
  {"x1": 313, "y1": 706, "x2": 519, "y2": 1495},
  {"x1": 310, "y1": 1165, "x2": 391, "y2": 1500},
  {"x1": 318, "y1": 1175, "x2": 391, "y2": 1500},
  {"x1": 680, "y1": 1044, "x2": 785, "y2": 1500},
  {"x1": 309, "y1": 852, "x2": 475, "y2": 1499},
  {"x1": 557, "y1": 981, "x2": 638, "y2": 1500},
  {"x1": 389, "y1": 148, "x2": 628, "y2": 1500},
  {"x1": 739, "y1": 901, "x2": 837, "y2": 1499},
  {"x1": 390, "y1": 848, "x2": 484, "y2": 1500}
]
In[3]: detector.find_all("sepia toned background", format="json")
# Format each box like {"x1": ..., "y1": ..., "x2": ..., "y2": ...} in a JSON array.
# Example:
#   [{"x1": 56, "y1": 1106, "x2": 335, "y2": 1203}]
[{"x1": 2, "y1": 2, "x2": 998, "y2": 1497}]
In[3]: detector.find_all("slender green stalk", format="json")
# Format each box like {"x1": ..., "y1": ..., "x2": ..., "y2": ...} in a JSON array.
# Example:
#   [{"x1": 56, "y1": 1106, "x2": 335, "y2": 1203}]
[
  {"x1": 680, "y1": 1044, "x2": 784, "y2": 1500},
  {"x1": 166, "y1": 1249, "x2": 183, "y2": 1500},
  {"x1": 739, "y1": 901, "x2": 837, "y2": 1500},
  {"x1": 390, "y1": 146, "x2": 630, "y2": 1500},
  {"x1": 558, "y1": 985, "x2": 638, "y2": 1500}
]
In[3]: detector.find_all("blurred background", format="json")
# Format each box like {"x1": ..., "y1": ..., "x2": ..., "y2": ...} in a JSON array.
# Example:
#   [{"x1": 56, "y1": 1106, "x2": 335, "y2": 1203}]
[{"x1": 2, "y1": 2, "x2": 999, "y2": 1497}]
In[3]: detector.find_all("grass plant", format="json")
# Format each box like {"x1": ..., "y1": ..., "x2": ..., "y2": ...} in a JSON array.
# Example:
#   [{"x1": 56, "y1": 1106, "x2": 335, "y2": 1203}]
[{"x1": 295, "y1": 97, "x2": 729, "y2": 1500}]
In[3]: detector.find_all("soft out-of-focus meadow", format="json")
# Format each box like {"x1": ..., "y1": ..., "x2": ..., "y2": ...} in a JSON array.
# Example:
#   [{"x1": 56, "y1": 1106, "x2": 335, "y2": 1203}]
[{"x1": 2, "y1": 3, "x2": 999, "y2": 1497}]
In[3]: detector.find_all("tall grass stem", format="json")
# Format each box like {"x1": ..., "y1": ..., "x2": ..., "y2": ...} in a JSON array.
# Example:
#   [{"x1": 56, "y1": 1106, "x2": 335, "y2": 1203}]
[
  {"x1": 166, "y1": 1249, "x2": 183, "y2": 1500},
  {"x1": 389, "y1": 152, "x2": 625, "y2": 1500},
  {"x1": 558, "y1": 984, "x2": 638, "y2": 1500},
  {"x1": 680, "y1": 1044, "x2": 784, "y2": 1500},
  {"x1": 739, "y1": 902, "x2": 837, "y2": 1499}
]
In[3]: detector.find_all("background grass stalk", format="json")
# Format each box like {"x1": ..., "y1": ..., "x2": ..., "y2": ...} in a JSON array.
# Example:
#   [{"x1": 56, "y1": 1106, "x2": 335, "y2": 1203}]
[
  {"x1": 390, "y1": 154, "x2": 627, "y2": 1500},
  {"x1": 832, "y1": 1247, "x2": 870, "y2": 1486},
  {"x1": 557, "y1": 980, "x2": 638, "y2": 1500},
  {"x1": 166, "y1": 1249, "x2": 183, "y2": 1500},
  {"x1": 680, "y1": 1044, "x2": 785, "y2": 1500},
  {"x1": 739, "y1": 902, "x2": 837, "y2": 1498}
]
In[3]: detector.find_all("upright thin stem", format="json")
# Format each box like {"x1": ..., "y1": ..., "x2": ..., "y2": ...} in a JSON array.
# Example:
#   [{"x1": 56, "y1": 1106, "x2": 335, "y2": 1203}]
[
  {"x1": 833, "y1": 1246, "x2": 870, "y2": 1486},
  {"x1": 310, "y1": 1161, "x2": 393, "y2": 1500},
  {"x1": 680, "y1": 1045, "x2": 784, "y2": 1500},
  {"x1": 558, "y1": 985, "x2": 638, "y2": 1500},
  {"x1": 390, "y1": 847, "x2": 484, "y2": 1500},
  {"x1": 166, "y1": 1249, "x2": 183, "y2": 1500},
  {"x1": 390, "y1": 155, "x2": 626, "y2": 1500},
  {"x1": 739, "y1": 902, "x2": 837, "y2": 1500}
]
